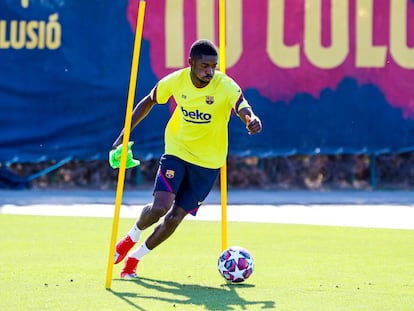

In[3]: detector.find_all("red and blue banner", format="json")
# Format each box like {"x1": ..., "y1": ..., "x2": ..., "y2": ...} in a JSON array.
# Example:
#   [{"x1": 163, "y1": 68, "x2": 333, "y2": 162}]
[{"x1": 1, "y1": 0, "x2": 414, "y2": 163}]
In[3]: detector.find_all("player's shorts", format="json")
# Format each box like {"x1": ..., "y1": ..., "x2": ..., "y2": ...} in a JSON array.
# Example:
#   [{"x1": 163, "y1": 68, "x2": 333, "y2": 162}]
[{"x1": 154, "y1": 154, "x2": 219, "y2": 216}]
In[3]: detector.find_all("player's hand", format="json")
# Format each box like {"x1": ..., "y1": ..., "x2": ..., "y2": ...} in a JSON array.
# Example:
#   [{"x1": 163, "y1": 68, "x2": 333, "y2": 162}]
[
  {"x1": 245, "y1": 115, "x2": 262, "y2": 135},
  {"x1": 109, "y1": 141, "x2": 140, "y2": 169}
]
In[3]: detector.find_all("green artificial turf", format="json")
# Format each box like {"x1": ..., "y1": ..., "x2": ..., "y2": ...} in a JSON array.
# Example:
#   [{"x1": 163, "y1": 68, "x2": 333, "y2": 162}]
[{"x1": 0, "y1": 214, "x2": 413, "y2": 310}]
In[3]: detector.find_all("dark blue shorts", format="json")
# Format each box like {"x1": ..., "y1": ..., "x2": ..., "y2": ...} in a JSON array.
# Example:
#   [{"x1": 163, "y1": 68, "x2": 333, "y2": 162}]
[{"x1": 154, "y1": 154, "x2": 219, "y2": 216}]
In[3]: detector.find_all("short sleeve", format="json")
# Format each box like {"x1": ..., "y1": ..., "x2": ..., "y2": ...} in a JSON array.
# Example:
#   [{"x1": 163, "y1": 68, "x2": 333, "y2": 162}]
[
  {"x1": 234, "y1": 92, "x2": 251, "y2": 113},
  {"x1": 149, "y1": 74, "x2": 174, "y2": 104}
]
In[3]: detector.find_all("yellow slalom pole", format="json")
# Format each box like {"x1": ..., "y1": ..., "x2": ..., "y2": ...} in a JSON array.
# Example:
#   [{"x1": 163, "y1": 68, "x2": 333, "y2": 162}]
[
  {"x1": 219, "y1": 0, "x2": 227, "y2": 251},
  {"x1": 105, "y1": 0, "x2": 147, "y2": 289}
]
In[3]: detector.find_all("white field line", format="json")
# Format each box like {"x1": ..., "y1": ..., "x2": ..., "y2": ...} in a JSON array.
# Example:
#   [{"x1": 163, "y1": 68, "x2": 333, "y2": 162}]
[{"x1": 0, "y1": 203, "x2": 413, "y2": 230}]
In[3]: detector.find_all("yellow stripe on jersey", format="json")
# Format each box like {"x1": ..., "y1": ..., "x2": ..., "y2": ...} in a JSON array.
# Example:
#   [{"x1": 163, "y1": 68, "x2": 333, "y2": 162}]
[{"x1": 149, "y1": 68, "x2": 250, "y2": 168}]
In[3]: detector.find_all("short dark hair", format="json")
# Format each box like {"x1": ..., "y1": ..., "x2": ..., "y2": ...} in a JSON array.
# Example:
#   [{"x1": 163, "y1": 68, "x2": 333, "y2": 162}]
[{"x1": 189, "y1": 39, "x2": 218, "y2": 59}]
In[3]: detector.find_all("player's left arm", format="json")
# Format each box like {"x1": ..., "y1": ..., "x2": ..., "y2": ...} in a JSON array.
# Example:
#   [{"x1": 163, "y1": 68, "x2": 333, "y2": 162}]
[{"x1": 237, "y1": 107, "x2": 262, "y2": 135}]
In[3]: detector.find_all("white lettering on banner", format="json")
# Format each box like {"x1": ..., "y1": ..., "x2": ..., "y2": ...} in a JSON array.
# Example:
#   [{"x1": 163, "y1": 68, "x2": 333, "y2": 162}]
[
  {"x1": 165, "y1": 0, "x2": 242, "y2": 68},
  {"x1": 355, "y1": 0, "x2": 386, "y2": 68},
  {"x1": 0, "y1": 0, "x2": 61, "y2": 50},
  {"x1": 267, "y1": 0, "x2": 299, "y2": 68},
  {"x1": 166, "y1": 0, "x2": 414, "y2": 69},
  {"x1": 304, "y1": 0, "x2": 349, "y2": 69},
  {"x1": 268, "y1": 0, "x2": 414, "y2": 69},
  {"x1": 390, "y1": 0, "x2": 414, "y2": 68},
  {"x1": 21, "y1": 0, "x2": 29, "y2": 9}
]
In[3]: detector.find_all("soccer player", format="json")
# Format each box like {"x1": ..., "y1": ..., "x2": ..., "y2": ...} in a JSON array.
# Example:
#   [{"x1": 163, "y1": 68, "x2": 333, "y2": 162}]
[{"x1": 111, "y1": 39, "x2": 262, "y2": 279}]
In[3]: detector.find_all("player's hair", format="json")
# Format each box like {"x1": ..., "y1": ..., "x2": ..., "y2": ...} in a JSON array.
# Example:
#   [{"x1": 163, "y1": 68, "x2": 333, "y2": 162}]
[{"x1": 189, "y1": 39, "x2": 218, "y2": 59}]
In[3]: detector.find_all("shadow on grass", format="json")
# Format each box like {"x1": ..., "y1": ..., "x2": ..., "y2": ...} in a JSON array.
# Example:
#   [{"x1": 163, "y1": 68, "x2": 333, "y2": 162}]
[{"x1": 109, "y1": 277, "x2": 276, "y2": 310}]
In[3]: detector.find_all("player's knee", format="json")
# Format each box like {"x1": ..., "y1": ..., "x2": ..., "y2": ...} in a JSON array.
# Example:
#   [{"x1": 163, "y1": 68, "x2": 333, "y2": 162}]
[
  {"x1": 150, "y1": 204, "x2": 170, "y2": 218},
  {"x1": 151, "y1": 191, "x2": 175, "y2": 218},
  {"x1": 165, "y1": 206, "x2": 187, "y2": 227},
  {"x1": 164, "y1": 212, "x2": 184, "y2": 229}
]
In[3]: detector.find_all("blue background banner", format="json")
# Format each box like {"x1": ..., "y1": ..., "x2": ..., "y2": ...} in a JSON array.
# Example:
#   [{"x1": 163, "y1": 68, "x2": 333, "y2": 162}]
[{"x1": 1, "y1": 0, "x2": 414, "y2": 164}]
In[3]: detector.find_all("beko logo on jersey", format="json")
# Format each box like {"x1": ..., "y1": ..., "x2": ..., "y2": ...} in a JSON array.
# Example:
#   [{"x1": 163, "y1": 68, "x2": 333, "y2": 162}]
[{"x1": 181, "y1": 107, "x2": 212, "y2": 124}]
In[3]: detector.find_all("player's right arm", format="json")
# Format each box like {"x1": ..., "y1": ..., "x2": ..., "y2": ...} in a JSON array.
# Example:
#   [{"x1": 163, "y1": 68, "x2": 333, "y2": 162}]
[
  {"x1": 112, "y1": 70, "x2": 177, "y2": 148},
  {"x1": 112, "y1": 94, "x2": 157, "y2": 149}
]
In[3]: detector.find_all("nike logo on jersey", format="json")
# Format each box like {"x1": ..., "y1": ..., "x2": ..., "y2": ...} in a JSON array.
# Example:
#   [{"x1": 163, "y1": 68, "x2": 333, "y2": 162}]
[{"x1": 181, "y1": 107, "x2": 212, "y2": 124}]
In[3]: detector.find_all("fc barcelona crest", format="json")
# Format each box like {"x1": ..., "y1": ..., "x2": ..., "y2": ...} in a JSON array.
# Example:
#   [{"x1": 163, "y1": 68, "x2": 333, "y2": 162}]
[
  {"x1": 205, "y1": 96, "x2": 214, "y2": 105},
  {"x1": 165, "y1": 169, "x2": 175, "y2": 179}
]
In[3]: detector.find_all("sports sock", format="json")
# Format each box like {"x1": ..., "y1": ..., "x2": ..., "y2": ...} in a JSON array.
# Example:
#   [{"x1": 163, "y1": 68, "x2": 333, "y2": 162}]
[
  {"x1": 129, "y1": 242, "x2": 151, "y2": 260},
  {"x1": 127, "y1": 223, "x2": 142, "y2": 243}
]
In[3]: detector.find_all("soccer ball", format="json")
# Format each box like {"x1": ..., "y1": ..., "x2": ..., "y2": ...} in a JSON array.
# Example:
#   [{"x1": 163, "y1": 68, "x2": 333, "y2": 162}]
[{"x1": 217, "y1": 246, "x2": 254, "y2": 283}]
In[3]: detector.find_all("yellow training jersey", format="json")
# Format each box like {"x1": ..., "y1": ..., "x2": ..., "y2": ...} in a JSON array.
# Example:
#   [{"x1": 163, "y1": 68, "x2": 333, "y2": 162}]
[{"x1": 149, "y1": 67, "x2": 251, "y2": 169}]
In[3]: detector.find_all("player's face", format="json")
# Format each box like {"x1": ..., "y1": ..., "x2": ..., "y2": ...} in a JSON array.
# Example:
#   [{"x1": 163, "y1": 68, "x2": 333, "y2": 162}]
[{"x1": 189, "y1": 55, "x2": 218, "y2": 88}]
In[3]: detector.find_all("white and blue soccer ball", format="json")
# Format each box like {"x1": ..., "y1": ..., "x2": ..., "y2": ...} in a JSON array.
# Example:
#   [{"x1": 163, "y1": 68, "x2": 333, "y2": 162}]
[{"x1": 217, "y1": 246, "x2": 254, "y2": 283}]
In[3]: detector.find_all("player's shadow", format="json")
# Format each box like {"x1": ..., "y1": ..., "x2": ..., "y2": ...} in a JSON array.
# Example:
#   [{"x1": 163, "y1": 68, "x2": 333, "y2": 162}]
[{"x1": 109, "y1": 277, "x2": 276, "y2": 310}]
